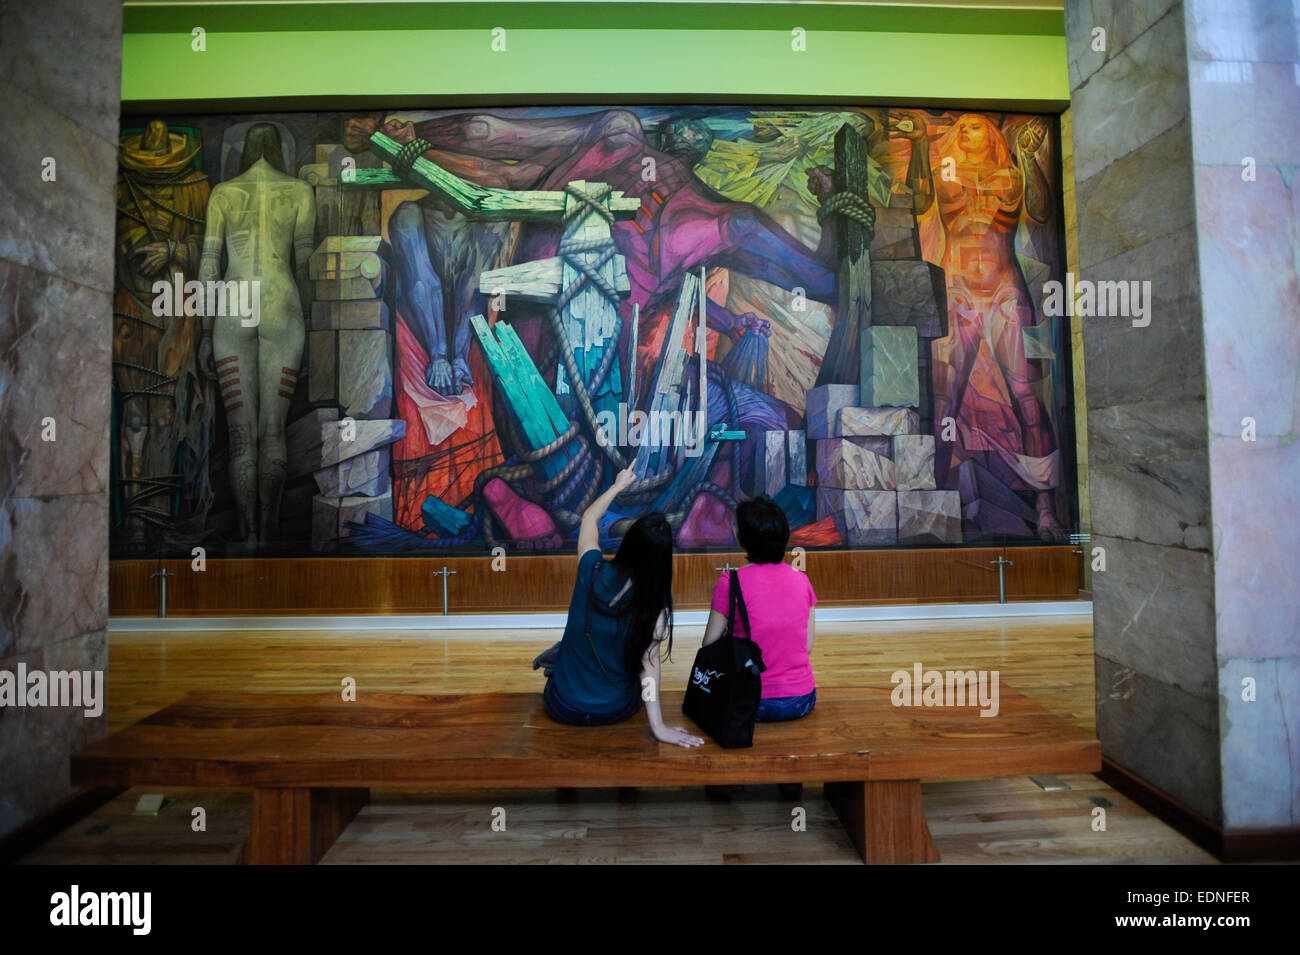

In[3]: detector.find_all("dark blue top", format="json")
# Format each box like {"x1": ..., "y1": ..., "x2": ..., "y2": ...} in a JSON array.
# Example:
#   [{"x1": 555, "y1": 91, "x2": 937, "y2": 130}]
[{"x1": 552, "y1": 549, "x2": 640, "y2": 714}]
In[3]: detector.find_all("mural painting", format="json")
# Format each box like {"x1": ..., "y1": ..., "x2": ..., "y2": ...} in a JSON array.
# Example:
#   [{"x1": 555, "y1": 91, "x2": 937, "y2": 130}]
[{"x1": 111, "y1": 106, "x2": 1074, "y2": 557}]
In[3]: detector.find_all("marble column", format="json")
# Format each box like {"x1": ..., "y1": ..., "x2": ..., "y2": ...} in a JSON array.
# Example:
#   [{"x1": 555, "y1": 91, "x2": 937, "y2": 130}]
[
  {"x1": 0, "y1": 1, "x2": 120, "y2": 838},
  {"x1": 1184, "y1": 0, "x2": 1300, "y2": 831},
  {"x1": 1067, "y1": 0, "x2": 1298, "y2": 834}
]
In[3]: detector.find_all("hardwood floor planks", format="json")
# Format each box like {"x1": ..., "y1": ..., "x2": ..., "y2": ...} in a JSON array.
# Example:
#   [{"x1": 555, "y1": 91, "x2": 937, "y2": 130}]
[{"x1": 18, "y1": 614, "x2": 1215, "y2": 864}]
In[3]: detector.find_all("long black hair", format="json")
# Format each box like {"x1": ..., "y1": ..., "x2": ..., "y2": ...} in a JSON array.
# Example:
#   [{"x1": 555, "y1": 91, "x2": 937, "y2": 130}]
[
  {"x1": 609, "y1": 510, "x2": 674, "y2": 676},
  {"x1": 239, "y1": 123, "x2": 287, "y2": 174}
]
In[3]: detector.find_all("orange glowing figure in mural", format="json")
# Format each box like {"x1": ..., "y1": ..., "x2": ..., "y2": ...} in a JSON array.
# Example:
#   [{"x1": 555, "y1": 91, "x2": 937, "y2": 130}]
[{"x1": 893, "y1": 110, "x2": 1065, "y2": 541}]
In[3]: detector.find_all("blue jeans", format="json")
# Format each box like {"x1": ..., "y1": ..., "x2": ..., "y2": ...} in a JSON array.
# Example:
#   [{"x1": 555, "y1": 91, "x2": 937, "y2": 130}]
[
  {"x1": 756, "y1": 688, "x2": 817, "y2": 722},
  {"x1": 543, "y1": 677, "x2": 641, "y2": 726}
]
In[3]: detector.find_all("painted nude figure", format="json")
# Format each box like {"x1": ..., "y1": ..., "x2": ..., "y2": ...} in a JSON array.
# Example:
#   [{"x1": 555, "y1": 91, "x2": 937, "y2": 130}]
[
  {"x1": 893, "y1": 110, "x2": 1065, "y2": 541},
  {"x1": 198, "y1": 124, "x2": 315, "y2": 543}
]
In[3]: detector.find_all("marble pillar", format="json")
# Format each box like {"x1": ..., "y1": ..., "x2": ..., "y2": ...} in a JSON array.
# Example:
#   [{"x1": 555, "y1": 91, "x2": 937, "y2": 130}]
[
  {"x1": 0, "y1": 0, "x2": 120, "y2": 838},
  {"x1": 1185, "y1": 0, "x2": 1300, "y2": 831},
  {"x1": 1068, "y1": 0, "x2": 1300, "y2": 834}
]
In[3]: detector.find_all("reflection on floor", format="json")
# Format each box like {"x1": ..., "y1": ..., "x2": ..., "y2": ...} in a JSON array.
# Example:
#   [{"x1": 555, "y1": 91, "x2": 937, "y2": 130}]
[{"x1": 20, "y1": 614, "x2": 1217, "y2": 864}]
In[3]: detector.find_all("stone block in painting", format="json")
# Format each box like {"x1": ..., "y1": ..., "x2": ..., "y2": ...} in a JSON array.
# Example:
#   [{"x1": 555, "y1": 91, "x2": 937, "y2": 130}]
[
  {"x1": 897, "y1": 490, "x2": 962, "y2": 544},
  {"x1": 319, "y1": 418, "x2": 406, "y2": 468},
  {"x1": 835, "y1": 405, "x2": 920, "y2": 438},
  {"x1": 308, "y1": 328, "x2": 393, "y2": 419},
  {"x1": 313, "y1": 449, "x2": 390, "y2": 497},
  {"x1": 312, "y1": 490, "x2": 393, "y2": 552},
  {"x1": 806, "y1": 384, "x2": 860, "y2": 439},
  {"x1": 312, "y1": 299, "x2": 391, "y2": 331},
  {"x1": 893, "y1": 434, "x2": 936, "y2": 491},
  {"x1": 860, "y1": 325, "x2": 919, "y2": 408},
  {"x1": 816, "y1": 438, "x2": 895, "y2": 490},
  {"x1": 312, "y1": 185, "x2": 384, "y2": 245},
  {"x1": 787, "y1": 429, "x2": 808, "y2": 486},
  {"x1": 869, "y1": 207, "x2": 919, "y2": 260},
  {"x1": 871, "y1": 259, "x2": 944, "y2": 337},
  {"x1": 816, "y1": 487, "x2": 897, "y2": 545},
  {"x1": 311, "y1": 236, "x2": 388, "y2": 300},
  {"x1": 754, "y1": 430, "x2": 787, "y2": 497},
  {"x1": 287, "y1": 408, "x2": 339, "y2": 478}
]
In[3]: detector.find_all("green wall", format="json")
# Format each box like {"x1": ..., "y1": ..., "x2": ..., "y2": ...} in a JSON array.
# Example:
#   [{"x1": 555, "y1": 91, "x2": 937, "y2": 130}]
[{"x1": 121, "y1": 2, "x2": 1069, "y2": 111}]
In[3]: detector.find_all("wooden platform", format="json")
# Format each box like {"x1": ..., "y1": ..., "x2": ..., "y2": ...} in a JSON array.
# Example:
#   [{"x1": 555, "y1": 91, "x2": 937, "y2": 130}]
[{"x1": 71, "y1": 684, "x2": 1100, "y2": 864}]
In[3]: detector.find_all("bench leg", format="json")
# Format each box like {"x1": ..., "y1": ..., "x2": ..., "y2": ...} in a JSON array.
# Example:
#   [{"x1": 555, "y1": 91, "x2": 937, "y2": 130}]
[
  {"x1": 825, "y1": 780, "x2": 940, "y2": 864},
  {"x1": 240, "y1": 787, "x2": 369, "y2": 865}
]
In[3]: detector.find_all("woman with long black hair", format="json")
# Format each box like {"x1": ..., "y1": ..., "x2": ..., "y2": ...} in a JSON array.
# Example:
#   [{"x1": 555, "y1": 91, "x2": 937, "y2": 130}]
[{"x1": 534, "y1": 467, "x2": 703, "y2": 748}]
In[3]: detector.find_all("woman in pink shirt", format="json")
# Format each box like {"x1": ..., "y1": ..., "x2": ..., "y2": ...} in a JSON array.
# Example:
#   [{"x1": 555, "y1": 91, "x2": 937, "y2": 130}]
[{"x1": 702, "y1": 496, "x2": 817, "y2": 721}]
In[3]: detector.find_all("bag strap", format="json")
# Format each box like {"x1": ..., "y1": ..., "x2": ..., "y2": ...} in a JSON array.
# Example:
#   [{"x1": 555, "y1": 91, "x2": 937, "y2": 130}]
[
  {"x1": 728, "y1": 569, "x2": 765, "y2": 676},
  {"x1": 729, "y1": 569, "x2": 754, "y2": 643},
  {"x1": 725, "y1": 568, "x2": 739, "y2": 635}
]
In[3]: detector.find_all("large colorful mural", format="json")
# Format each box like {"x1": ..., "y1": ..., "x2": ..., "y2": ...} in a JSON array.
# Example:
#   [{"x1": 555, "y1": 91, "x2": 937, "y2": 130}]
[{"x1": 111, "y1": 106, "x2": 1075, "y2": 558}]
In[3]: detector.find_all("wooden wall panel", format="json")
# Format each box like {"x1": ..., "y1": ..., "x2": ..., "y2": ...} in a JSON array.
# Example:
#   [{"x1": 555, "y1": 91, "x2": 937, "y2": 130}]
[{"x1": 110, "y1": 546, "x2": 1082, "y2": 616}]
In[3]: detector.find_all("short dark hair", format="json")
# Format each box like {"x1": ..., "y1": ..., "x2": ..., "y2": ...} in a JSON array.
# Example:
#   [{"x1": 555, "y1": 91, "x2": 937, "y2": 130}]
[{"x1": 735, "y1": 496, "x2": 789, "y2": 564}]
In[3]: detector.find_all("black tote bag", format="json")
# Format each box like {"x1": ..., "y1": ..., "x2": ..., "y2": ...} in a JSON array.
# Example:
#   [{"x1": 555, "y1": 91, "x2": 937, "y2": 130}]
[{"x1": 682, "y1": 570, "x2": 766, "y2": 748}]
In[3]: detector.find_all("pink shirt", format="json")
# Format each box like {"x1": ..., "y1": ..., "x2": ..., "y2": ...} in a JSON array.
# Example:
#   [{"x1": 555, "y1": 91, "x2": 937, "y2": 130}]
[{"x1": 710, "y1": 563, "x2": 817, "y2": 698}]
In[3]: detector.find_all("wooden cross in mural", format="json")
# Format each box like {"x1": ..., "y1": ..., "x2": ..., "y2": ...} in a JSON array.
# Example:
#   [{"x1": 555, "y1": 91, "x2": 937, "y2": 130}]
[
  {"x1": 346, "y1": 131, "x2": 643, "y2": 474},
  {"x1": 477, "y1": 179, "x2": 633, "y2": 416}
]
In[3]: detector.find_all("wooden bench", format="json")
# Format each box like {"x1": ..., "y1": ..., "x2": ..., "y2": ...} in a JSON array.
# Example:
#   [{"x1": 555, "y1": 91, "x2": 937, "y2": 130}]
[{"x1": 71, "y1": 684, "x2": 1100, "y2": 864}]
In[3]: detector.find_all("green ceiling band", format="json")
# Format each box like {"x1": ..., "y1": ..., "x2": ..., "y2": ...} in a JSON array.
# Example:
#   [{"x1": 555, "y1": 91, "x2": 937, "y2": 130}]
[
  {"x1": 124, "y1": 2, "x2": 1066, "y2": 37},
  {"x1": 122, "y1": 3, "x2": 1069, "y2": 109}
]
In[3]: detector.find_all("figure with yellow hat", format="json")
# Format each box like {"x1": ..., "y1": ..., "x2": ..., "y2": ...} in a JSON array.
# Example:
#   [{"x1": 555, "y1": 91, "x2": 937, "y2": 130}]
[{"x1": 113, "y1": 120, "x2": 213, "y2": 552}]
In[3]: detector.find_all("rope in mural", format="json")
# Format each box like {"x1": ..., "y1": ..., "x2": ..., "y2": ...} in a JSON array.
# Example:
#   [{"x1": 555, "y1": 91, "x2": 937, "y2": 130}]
[
  {"x1": 815, "y1": 189, "x2": 875, "y2": 230},
  {"x1": 118, "y1": 165, "x2": 211, "y2": 230}
]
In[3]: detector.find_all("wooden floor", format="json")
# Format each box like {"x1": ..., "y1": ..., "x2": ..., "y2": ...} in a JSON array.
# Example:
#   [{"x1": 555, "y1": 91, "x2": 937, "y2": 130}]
[{"x1": 22, "y1": 615, "x2": 1217, "y2": 864}]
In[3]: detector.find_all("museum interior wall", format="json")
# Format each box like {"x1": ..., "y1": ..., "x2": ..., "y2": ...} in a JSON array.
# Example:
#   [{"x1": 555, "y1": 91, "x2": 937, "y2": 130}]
[
  {"x1": 107, "y1": 2, "x2": 1088, "y2": 614},
  {"x1": 5, "y1": 0, "x2": 1292, "y2": 851}
]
